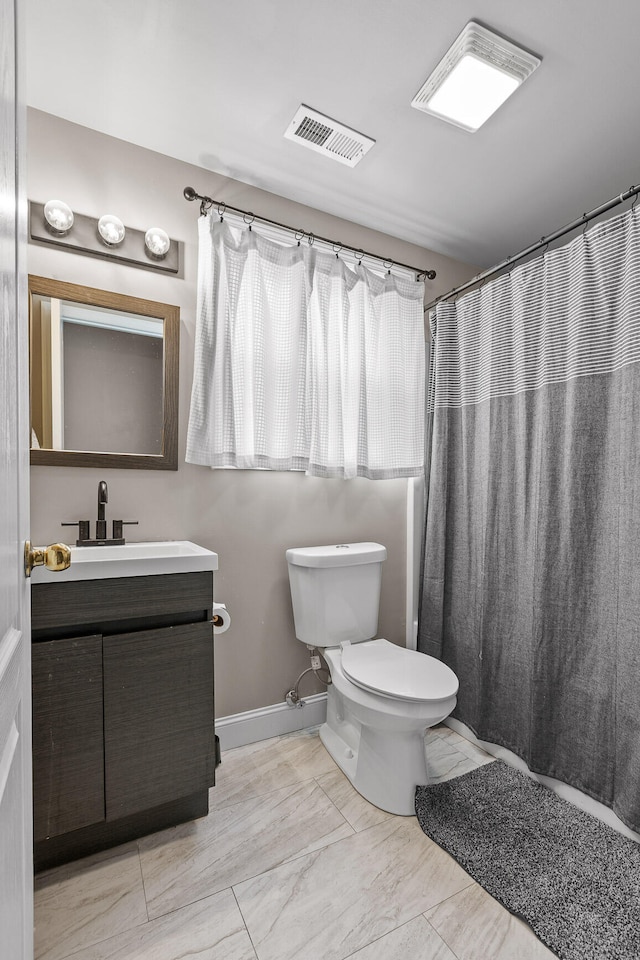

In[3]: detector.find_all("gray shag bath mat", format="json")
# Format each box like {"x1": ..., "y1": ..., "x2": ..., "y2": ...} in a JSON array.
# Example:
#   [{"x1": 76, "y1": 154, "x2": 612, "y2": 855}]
[{"x1": 415, "y1": 760, "x2": 640, "y2": 960}]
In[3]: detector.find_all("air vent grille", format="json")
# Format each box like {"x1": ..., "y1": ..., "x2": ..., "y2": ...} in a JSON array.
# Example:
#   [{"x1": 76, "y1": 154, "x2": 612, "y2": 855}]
[
  {"x1": 294, "y1": 116, "x2": 333, "y2": 147},
  {"x1": 285, "y1": 105, "x2": 375, "y2": 167}
]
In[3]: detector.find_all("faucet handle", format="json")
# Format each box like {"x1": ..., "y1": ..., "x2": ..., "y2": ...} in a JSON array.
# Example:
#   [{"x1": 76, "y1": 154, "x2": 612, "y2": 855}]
[
  {"x1": 61, "y1": 520, "x2": 91, "y2": 544},
  {"x1": 112, "y1": 520, "x2": 139, "y2": 540}
]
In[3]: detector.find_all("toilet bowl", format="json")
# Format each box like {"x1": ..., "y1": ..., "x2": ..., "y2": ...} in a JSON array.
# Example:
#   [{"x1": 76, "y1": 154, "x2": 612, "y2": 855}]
[{"x1": 286, "y1": 543, "x2": 459, "y2": 816}]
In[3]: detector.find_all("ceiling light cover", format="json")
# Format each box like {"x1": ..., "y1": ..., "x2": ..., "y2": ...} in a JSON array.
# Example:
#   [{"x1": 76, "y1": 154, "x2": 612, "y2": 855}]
[
  {"x1": 98, "y1": 214, "x2": 126, "y2": 245},
  {"x1": 411, "y1": 21, "x2": 541, "y2": 132},
  {"x1": 284, "y1": 105, "x2": 375, "y2": 167},
  {"x1": 144, "y1": 226, "x2": 171, "y2": 258},
  {"x1": 43, "y1": 199, "x2": 74, "y2": 233}
]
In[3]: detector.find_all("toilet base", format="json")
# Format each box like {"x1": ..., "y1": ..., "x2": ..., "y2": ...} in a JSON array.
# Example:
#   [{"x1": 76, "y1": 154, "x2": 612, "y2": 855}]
[
  {"x1": 320, "y1": 684, "x2": 444, "y2": 816},
  {"x1": 320, "y1": 719, "x2": 432, "y2": 816},
  {"x1": 317, "y1": 646, "x2": 457, "y2": 816}
]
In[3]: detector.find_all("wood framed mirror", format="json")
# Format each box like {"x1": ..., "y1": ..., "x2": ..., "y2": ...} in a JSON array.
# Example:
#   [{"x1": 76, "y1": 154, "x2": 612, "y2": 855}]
[{"x1": 29, "y1": 276, "x2": 179, "y2": 470}]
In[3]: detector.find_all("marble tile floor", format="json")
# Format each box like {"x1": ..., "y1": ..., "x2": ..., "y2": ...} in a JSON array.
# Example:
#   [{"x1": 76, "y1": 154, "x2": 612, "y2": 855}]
[{"x1": 34, "y1": 724, "x2": 555, "y2": 960}]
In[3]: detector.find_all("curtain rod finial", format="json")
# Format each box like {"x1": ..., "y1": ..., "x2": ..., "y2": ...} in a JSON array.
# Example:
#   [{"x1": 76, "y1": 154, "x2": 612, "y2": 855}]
[{"x1": 184, "y1": 186, "x2": 198, "y2": 201}]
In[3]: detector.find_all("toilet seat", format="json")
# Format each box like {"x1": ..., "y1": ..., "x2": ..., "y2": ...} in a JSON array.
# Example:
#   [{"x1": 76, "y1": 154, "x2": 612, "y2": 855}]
[{"x1": 340, "y1": 639, "x2": 459, "y2": 703}]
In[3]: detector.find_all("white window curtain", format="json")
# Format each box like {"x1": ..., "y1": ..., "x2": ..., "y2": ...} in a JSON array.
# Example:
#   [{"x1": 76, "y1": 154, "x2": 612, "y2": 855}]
[{"x1": 186, "y1": 216, "x2": 426, "y2": 479}]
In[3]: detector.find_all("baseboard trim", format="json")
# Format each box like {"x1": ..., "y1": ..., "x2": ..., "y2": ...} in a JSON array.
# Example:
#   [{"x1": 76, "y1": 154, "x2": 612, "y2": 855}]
[{"x1": 216, "y1": 693, "x2": 328, "y2": 751}]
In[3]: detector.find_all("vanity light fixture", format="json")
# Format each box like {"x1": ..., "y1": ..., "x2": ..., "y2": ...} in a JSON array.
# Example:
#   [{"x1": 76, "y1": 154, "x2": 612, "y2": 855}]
[
  {"x1": 97, "y1": 214, "x2": 126, "y2": 246},
  {"x1": 144, "y1": 226, "x2": 171, "y2": 259},
  {"x1": 411, "y1": 21, "x2": 541, "y2": 132},
  {"x1": 30, "y1": 201, "x2": 180, "y2": 274},
  {"x1": 43, "y1": 199, "x2": 74, "y2": 234}
]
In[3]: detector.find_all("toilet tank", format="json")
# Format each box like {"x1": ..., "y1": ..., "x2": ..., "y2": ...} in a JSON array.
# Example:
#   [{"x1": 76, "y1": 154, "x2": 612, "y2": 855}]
[{"x1": 286, "y1": 542, "x2": 387, "y2": 648}]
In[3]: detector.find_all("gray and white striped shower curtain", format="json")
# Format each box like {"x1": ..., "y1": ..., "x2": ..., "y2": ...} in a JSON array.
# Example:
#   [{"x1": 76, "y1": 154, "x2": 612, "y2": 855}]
[{"x1": 418, "y1": 205, "x2": 640, "y2": 832}]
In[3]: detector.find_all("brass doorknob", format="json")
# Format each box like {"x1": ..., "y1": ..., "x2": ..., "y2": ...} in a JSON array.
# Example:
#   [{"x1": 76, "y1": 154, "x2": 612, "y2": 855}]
[{"x1": 24, "y1": 541, "x2": 71, "y2": 578}]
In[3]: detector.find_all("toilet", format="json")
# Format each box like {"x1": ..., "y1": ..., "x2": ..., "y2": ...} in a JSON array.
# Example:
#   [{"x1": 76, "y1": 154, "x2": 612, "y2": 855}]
[{"x1": 286, "y1": 542, "x2": 459, "y2": 816}]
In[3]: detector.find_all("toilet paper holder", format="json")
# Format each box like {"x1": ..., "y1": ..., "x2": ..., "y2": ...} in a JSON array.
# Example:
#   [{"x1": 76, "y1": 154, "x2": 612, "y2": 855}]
[{"x1": 212, "y1": 602, "x2": 231, "y2": 634}]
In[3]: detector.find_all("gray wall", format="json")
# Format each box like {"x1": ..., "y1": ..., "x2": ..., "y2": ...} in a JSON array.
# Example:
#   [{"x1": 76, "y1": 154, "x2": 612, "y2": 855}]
[{"x1": 27, "y1": 108, "x2": 477, "y2": 718}]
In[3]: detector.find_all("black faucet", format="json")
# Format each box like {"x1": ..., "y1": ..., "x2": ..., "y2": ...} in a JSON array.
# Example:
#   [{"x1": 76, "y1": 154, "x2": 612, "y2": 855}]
[
  {"x1": 61, "y1": 480, "x2": 138, "y2": 545},
  {"x1": 96, "y1": 481, "x2": 108, "y2": 540}
]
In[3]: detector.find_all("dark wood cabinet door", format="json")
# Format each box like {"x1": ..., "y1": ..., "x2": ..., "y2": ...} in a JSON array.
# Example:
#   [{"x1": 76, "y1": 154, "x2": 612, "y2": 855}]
[
  {"x1": 103, "y1": 622, "x2": 214, "y2": 821},
  {"x1": 32, "y1": 636, "x2": 105, "y2": 842}
]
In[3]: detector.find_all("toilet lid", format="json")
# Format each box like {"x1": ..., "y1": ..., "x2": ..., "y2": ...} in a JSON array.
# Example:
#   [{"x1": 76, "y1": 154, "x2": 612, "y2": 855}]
[{"x1": 341, "y1": 639, "x2": 459, "y2": 703}]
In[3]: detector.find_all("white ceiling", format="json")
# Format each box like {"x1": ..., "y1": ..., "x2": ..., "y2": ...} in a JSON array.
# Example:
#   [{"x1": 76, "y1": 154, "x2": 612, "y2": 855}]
[{"x1": 25, "y1": 0, "x2": 640, "y2": 268}]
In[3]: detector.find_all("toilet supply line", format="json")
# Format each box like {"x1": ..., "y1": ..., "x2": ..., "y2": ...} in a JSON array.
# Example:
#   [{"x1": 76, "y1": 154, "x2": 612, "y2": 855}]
[{"x1": 285, "y1": 647, "x2": 331, "y2": 708}]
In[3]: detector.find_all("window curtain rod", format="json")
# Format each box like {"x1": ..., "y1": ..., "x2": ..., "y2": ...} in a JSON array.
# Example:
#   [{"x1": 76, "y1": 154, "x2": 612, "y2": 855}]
[
  {"x1": 424, "y1": 183, "x2": 640, "y2": 313},
  {"x1": 183, "y1": 186, "x2": 436, "y2": 281}
]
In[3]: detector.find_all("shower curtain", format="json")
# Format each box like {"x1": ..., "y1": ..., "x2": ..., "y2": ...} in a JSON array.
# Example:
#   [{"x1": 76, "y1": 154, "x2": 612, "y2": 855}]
[{"x1": 418, "y1": 205, "x2": 640, "y2": 832}]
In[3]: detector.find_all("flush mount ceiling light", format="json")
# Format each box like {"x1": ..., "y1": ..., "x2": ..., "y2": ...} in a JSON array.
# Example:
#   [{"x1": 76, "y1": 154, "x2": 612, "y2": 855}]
[
  {"x1": 43, "y1": 199, "x2": 74, "y2": 234},
  {"x1": 411, "y1": 21, "x2": 541, "y2": 132}
]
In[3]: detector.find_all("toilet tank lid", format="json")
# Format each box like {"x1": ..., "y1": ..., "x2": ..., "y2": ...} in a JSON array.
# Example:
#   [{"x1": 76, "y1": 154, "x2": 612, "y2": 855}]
[{"x1": 286, "y1": 542, "x2": 387, "y2": 568}]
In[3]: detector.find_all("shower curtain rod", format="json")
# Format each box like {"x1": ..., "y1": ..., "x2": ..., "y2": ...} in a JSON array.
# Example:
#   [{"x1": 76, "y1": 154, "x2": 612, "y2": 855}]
[
  {"x1": 424, "y1": 183, "x2": 640, "y2": 313},
  {"x1": 183, "y1": 186, "x2": 437, "y2": 280}
]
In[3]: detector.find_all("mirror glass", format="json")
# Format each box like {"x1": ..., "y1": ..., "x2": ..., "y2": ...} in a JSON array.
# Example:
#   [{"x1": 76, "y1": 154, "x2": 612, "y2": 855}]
[{"x1": 29, "y1": 276, "x2": 179, "y2": 470}]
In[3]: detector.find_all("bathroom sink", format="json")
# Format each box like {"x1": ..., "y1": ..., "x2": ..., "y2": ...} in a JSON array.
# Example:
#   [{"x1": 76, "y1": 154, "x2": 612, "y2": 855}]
[{"x1": 30, "y1": 540, "x2": 218, "y2": 583}]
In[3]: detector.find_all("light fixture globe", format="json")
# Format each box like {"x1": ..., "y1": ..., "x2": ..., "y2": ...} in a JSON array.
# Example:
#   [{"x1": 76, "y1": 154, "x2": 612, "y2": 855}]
[
  {"x1": 144, "y1": 226, "x2": 171, "y2": 259},
  {"x1": 43, "y1": 199, "x2": 74, "y2": 234},
  {"x1": 98, "y1": 214, "x2": 126, "y2": 246}
]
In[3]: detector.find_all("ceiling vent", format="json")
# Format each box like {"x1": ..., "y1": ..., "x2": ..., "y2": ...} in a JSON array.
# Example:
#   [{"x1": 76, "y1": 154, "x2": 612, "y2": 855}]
[
  {"x1": 284, "y1": 105, "x2": 375, "y2": 167},
  {"x1": 411, "y1": 21, "x2": 541, "y2": 132}
]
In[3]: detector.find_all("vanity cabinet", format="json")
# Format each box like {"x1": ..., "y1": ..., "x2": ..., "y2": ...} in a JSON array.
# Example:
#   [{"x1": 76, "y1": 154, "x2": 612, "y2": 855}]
[
  {"x1": 103, "y1": 621, "x2": 214, "y2": 820},
  {"x1": 32, "y1": 635, "x2": 104, "y2": 840},
  {"x1": 31, "y1": 571, "x2": 216, "y2": 871}
]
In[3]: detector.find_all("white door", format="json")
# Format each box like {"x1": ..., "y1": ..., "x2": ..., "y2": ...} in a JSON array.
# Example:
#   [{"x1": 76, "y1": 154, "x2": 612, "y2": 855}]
[{"x1": 0, "y1": 0, "x2": 33, "y2": 957}]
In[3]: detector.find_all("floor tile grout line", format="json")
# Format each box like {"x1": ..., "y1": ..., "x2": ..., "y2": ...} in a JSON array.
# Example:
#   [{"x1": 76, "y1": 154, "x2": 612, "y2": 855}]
[
  {"x1": 230, "y1": 813, "x2": 420, "y2": 899},
  {"x1": 247, "y1": 817, "x2": 357, "y2": 878},
  {"x1": 223, "y1": 817, "x2": 422, "y2": 920},
  {"x1": 312, "y1": 773, "x2": 365, "y2": 832},
  {"x1": 138, "y1": 776, "x2": 358, "y2": 921},
  {"x1": 34, "y1": 853, "x2": 150, "y2": 960},
  {"x1": 231, "y1": 885, "x2": 260, "y2": 960},
  {"x1": 422, "y1": 877, "x2": 477, "y2": 916},
  {"x1": 209, "y1": 770, "x2": 338, "y2": 812},
  {"x1": 91, "y1": 847, "x2": 475, "y2": 948},
  {"x1": 313, "y1": 775, "x2": 401, "y2": 834},
  {"x1": 422, "y1": 915, "x2": 466, "y2": 960},
  {"x1": 36, "y1": 911, "x2": 150, "y2": 960},
  {"x1": 421, "y1": 885, "x2": 479, "y2": 960},
  {"x1": 339, "y1": 911, "x2": 459, "y2": 960},
  {"x1": 142, "y1": 885, "x2": 240, "y2": 926},
  {"x1": 313, "y1": 771, "x2": 353, "y2": 812},
  {"x1": 41, "y1": 886, "x2": 260, "y2": 960},
  {"x1": 135, "y1": 840, "x2": 151, "y2": 923},
  {"x1": 34, "y1": 840, "x2": 141, "y2": 885},
  {"x1": 143, "y1": 824, "x2": 359, "y2": 923}
]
